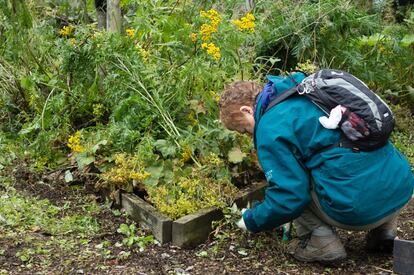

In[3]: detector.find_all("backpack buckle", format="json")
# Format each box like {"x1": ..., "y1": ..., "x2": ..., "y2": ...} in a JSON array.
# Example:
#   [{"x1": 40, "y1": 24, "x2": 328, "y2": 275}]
[
  {"x1": 352, "y1": 147, "x2": 360, "y2": 153},
  {"x1": 299, "y1": 85, "x2": 312, "y2": 95}
]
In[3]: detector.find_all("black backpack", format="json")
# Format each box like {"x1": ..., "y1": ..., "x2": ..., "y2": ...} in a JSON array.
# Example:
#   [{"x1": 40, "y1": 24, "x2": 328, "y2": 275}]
[{"x1": 265, "y1": 69, "x2": 395, "y2": 152}]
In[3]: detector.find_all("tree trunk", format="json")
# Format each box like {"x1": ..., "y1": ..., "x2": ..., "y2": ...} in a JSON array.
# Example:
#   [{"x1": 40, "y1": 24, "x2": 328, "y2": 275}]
[
  {"x1": 107, "y1": 0, "x2": 122, "y2": 33},
  {"x1": 245, "y1": 0, "x2": 254, "y2": 11},
  {"x1": 81, "y1": 0, "x2": 90, "y2": 23},
  {"x1": 95, "y1": 0, "x2": 107, "y2": 30}
]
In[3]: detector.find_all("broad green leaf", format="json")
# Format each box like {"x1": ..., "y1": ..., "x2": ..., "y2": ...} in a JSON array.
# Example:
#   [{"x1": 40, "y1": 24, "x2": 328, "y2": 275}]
[
  {"x1": 75, "y1": 154, "x2": 95, "y2": 170},
  {"x1": 269, "y1": 57, "x2": 281, "y2": 65},
  {"x1": 196, "y1": 251, "x2": 208, "y2": 257},
  {"x1": 64, "y1": 170, "x2": 73, "y2": 183},
  {"x1": 18, "y1": 120, "x2": 40, "y2": 135},
  {"x1": 154, "y1": 139, "x2": 176, "y2": 158},
  {"x1": 228, "y1": 147, "x2": 246, "y2": 164},
  {"x1": 91, "y1": 140, "x2": 108, "y2": 153},
  {"x1": 408, "y1": 86, "x2": 414, "y2": 103},
  {"x1": 401, "y1": 34, "x2": 414, "y2": 47},
  {"x1": 189, "y1": 100, "x2": 206, "y2": 114},
  {"x1": 144, "y1": 161, "x2": 164, "y2": 186},
  {"x1": 117, "y1": 223, "x2": 130, "y2": 235},
  {"x1": 20, "y1": 76, "x2": 34, "y2": 90},
  {"x1": 129, "y1": 224, "x2": 136, "y2": 234}
]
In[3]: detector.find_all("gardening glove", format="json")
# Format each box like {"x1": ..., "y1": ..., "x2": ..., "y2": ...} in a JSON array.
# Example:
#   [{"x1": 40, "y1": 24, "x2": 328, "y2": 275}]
[
  {"x1": 236, "y1": 208, "x2": 248, "y2": 231},
  {"x1": 319, "y1": 105, "x2": 344, "y2": 129}
]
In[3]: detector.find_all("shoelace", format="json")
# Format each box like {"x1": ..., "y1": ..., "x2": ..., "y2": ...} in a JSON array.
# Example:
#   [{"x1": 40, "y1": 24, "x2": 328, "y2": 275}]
[{"x1": 299, "y1": 234, "x2": 311, "y2": 248}]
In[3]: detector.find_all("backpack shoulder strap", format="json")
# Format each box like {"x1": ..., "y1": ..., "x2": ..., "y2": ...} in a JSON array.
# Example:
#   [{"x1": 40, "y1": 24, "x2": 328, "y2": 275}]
[{"x1": 264, "y1": 87, "x2": 298, "y2": 113}]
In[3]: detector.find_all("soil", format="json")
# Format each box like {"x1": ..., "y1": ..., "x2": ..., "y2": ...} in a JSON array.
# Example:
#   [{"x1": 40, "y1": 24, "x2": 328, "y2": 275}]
[{"x1": 1, "y1": 165, "x2": 413, "y2": 275}]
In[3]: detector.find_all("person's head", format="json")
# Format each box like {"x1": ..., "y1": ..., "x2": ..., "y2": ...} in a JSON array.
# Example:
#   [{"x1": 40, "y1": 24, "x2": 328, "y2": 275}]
[{"x1": 219, "y1": 80, "x2": 262, "y2": 134}]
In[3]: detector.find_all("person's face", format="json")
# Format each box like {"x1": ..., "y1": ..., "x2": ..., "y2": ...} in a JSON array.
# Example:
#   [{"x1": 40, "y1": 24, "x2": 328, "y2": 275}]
[{"x1": 239, "y1": 106, "x2": 255, "y2": 135}]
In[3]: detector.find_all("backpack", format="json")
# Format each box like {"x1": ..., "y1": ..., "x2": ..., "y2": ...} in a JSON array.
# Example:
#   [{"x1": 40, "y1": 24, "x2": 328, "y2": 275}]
[{"x1": 264, "y1": 69, "x2": 395, "y2": 151}]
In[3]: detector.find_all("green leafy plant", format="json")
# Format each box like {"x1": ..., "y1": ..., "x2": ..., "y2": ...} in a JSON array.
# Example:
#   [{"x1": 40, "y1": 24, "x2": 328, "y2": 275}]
[{"x1": 116, "y1": 223, "x2": 157, "y2": 251}]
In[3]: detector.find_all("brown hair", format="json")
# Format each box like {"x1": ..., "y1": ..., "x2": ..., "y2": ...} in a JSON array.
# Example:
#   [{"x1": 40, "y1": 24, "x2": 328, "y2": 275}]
[{"x1": 219, "y1": 80, "x2": 262, "y2": 132}]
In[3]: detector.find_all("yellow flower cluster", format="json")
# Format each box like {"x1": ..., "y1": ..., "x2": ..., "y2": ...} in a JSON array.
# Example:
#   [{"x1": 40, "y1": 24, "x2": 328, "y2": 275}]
[
  {"x1": 93, "y1": 103, "x2": 104, "y2": 118},
  {"x1": 101, "y1": 154, "x2": 150, "y2": 189},
  {"x1": 69, "y1": 38, "x2": 76, "y2": 46},
  {"x1": 135, "y1": 44, "x2": 149, "y2": 61},
  {"x1": 199, "y1": 9, "x2": 221, "y2": 41},
  {"x1": 232, "y1": 13, "x2": 255, "y2": 33},
  {"x1": 180, "y1": 145, "x2": 192, "y2": 163},
  {"x1": 126, "y1": 28, "x2": 135, "y2": 38},
  {"x1": 208, "y1": 90, "x2": 220, "y2": 102},
  {"x1": 295, "y1": 60, "x2": 318, "y2": 74},
  {"x1": 139, "y1": 48, "x2": 149, "y2": 60},
  {"x1": 201, "y1": 42, "x2": 221, "y2": 60},
  {"x1": 148, "y1": 185, "x2": 199, "y2": 220},
  {"x1": 67, "y1": 131, "x2": 85, "y2": 153},
  {"x1": 147, "y1": 175, "x2": 237, "y2": 220},
  {"x1": 204, "y1": 152, "x2": 222, "y2": 166},
  {"x1": 130, "y1": 171, "x2": 151, "y2": 181},
  {"x1": 59, "y1": 25, "x2": 74, "y2": 37},
  {"x1": 200, "y1": 9, "x2": 221, "y2": 28},
  {"x1": 200, "y1": 24, "x2": 216, "y2": 41},
  {"x1": 190, "y1": 32, "x2": 197, "y2": 43},
  {"x1": 187, "y1": 112, "x2": 198, "y2": 126}
]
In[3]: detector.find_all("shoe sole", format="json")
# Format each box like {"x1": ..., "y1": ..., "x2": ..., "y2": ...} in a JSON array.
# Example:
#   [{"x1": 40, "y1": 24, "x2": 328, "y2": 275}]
[{"x1": 293, "y1": 251, "x2": 347, "y2": 264}]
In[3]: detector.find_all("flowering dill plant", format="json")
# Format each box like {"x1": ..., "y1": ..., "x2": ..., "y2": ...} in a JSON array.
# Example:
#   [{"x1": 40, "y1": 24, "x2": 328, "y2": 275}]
[
  {"x1": 135, "y1": 44, "x2": 149, "y2": 61},
  {"x1": 147, "y1": 173, "x2": 237, "y2": 220},
  {"x1": 92, "y1": 103, "x2": 105, "y2": 119},
  {"x1": 180, "y1": 145, "x2": 193, "y2": 163},
  {"x1": 69, "y1": 38, "x2": 76, "y2": 46},
  {"x1": 100, "y1": 154, "x2": 151, "y2": 191},
  {"x1": 295, "y1": 60, "x2": 319, "y2": 74}
]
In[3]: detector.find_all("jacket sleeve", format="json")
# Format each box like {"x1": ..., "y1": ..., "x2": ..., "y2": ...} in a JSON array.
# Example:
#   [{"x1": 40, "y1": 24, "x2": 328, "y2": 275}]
[{"x1": 242, "y1": 129, "x2": 311, "y2": 233}]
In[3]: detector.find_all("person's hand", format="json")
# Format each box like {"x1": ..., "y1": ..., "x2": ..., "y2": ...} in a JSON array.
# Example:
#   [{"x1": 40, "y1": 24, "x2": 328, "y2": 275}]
[{"x1": 236, "y1": 208, "x2": 248, "y2": 231}]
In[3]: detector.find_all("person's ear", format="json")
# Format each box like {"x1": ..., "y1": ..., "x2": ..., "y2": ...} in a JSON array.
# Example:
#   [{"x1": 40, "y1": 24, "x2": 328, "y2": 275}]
[{"x1": 240, "y1": 106, "x2": 253, "y2": 115}]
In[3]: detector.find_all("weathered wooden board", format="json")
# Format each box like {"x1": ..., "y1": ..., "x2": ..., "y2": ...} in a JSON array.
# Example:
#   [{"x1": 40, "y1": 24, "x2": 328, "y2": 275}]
[
  {"x1": 233, "y1": 181, "x2": 267, "y2": 208},
  {"x1": 394, "y1": 239, "x2": 414, "y2": 275},
  {"x1": 121, "y1": 193, "x2": 172, "y2": 244},
  {"x1": 121, "y1": 181, "x2": 267, "y2": 246},
  {"x1": 172, "y1": 207, "x2": 223, "y2": 247}
]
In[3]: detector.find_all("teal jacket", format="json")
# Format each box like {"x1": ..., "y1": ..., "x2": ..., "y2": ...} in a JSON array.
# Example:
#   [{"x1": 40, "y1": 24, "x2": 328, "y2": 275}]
[{"x1": 242, "y1": 74, "x2": 414, "y2": 233}]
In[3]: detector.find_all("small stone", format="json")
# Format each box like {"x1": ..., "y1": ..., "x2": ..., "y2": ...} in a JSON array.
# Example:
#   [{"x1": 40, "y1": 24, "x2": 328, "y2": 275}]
[
  {"x1": 161, "y1": 253, "x2": 170, "y2": 259},
  {"x1": 174, "y1": 267, "x2": 189, "y2": 275}
]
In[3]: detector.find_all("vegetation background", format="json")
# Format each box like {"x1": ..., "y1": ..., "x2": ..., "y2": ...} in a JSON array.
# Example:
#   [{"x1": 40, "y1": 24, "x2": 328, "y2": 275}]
[
  {"x1": 0, "y1": 0, "x2": 413, "y2": 273},
  {"x1": 1, "y1": 0, "x2": 413, "y2": 218}
]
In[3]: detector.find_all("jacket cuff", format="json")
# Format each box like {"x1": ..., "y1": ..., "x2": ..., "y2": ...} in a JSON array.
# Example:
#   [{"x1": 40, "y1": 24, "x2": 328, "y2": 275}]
[{"x1": 242, "y1": 209, "x2": 260, "y2": 233}]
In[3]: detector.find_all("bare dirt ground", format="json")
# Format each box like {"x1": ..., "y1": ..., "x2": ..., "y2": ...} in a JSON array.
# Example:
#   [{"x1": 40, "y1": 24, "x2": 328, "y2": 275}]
[{"x1": 1, "y1": 166, "x2": 413, "y2": 275}]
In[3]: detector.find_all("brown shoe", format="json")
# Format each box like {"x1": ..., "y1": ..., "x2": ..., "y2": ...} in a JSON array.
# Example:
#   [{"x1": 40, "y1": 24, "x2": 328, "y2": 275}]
[{"x1": 288, "y1": 232, "x2": 347, "y2": 263}]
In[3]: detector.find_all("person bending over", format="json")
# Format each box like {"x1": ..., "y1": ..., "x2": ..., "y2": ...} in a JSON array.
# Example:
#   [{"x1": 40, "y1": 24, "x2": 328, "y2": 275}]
[{"x1": 219, "y1": 73, "x2": 414, "y2": 263}]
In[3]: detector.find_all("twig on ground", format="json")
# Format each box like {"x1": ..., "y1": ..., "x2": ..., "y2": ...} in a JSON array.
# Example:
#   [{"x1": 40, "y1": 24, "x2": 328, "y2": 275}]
[{"x1": 372, "y1": 265, "x2": 393, "y2": 273}]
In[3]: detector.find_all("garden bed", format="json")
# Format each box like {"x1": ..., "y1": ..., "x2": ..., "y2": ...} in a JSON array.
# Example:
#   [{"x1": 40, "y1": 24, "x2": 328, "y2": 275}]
[{"x1": 120, "y1": 181, "x2": 267, "y2": 247}]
